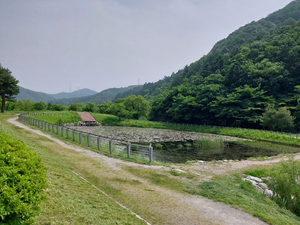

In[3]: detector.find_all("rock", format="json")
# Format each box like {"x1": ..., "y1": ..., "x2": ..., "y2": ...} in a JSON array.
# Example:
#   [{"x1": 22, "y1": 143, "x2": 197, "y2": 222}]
[
  {"x1": 255, "y1": 185, "x2": 264, "y2": 194},
  {"x1": 246, "y1": 175, "x2": 263, "y2": 183},
  {"x1": 173, "y1": 169, "x2": 186, "y2": 173},
  {"x1": 258, "y1": 183, "x2": 268, "y2": 190},
  {"x1": 264, "y1": 189, "x2": 273, "y2": 198}
]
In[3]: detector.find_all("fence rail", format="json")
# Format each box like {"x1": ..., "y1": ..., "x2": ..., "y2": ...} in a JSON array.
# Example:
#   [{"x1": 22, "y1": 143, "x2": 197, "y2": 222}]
[{"x1": 19, "y1": 113, "x2": 153, "y2": 163}]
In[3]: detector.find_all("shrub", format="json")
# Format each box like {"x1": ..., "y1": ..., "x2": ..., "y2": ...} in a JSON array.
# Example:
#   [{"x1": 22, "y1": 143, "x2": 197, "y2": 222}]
[
  {"x1": 0, "y1": 132, "x2": 47, "y2": 224},
  {"x1": 56, "y1": 118, "x2": 63, "y2": 125},
  {"x1": 268, "y1": 157, "x2": 300, "y2": 216},
  {"x1": 194, "y1": 138, "x2": 225, "y2": 149}
]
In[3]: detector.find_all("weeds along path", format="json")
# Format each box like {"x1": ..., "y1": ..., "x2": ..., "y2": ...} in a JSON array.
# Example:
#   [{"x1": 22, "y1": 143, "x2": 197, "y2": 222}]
[{"x1": 8, "y1": 117, "x2": 268, "y2": 225}]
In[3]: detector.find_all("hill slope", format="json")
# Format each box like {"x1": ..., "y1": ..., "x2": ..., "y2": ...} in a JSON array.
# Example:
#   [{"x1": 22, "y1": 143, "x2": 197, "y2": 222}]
[
  {"x1": 16, "y1": 86, "x2": 56, "y2": 102},
  {"x1": 49, "y1": 86, "x2": 139, "y2": 106},
  {"x1": 16, "y1": 86, "x2": 97, "y2": 102},
  {"x1": 114, "y1": 0, "x2": 300, "y2": 130},
  {"x1": 117, "y1": 0, "x2": 300, "y2": 101},
  {"x1": 49, "y1": 88, "x2": 97, "y2": 99}
]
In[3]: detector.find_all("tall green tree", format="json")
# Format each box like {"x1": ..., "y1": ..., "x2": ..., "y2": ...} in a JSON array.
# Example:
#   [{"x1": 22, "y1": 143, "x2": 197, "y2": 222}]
[
  {"x1": 211, "y1": 85, "x2": 274, "y2": 128},
  {"x1": 33, "y1": 101, "x2": 47, "y2": 111},
  {"x1": 106, "y1": 103, "x2": 129, "y2": 120},
  {"x1": 0, "y1": 65, "x2": 19, "y2": 113},
  {"x1": 261, "y1": 105, "x2": 294, "y2": 131},
  {"x1": 123, "y1": 95, "x2": 150, "y2": 119}
]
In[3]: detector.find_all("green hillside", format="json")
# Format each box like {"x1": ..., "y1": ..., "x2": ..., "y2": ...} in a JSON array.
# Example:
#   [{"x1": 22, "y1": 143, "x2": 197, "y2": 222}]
[
  {"x1": 49, "y1": 85, "x2": 139, "y2": 106},
  {"x1": 49, "y1": 88, "x2": 97, "y2": 99},
  {"x1": 16, "y1": 86, "x2": 56, "y2": 102},
  {"x1": 114, "y1": 0, "x2": 300, "y2": 130}
]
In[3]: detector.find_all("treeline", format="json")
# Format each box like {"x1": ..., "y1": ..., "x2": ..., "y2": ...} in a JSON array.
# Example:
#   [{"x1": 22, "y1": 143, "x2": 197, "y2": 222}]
[{"x1": 4, "y1": 95, "x2": 151, "y2": 121}]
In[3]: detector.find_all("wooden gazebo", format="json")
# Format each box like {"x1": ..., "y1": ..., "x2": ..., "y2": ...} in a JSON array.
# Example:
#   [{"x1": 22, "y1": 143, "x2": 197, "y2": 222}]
[{"x1": 77, "y1": 112, "x2": 98, "y2": 126}]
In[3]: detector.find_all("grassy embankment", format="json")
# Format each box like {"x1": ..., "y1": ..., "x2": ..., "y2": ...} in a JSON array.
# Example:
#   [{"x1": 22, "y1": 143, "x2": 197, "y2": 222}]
[
  {"x1": 8, "y1": 112, "x2": 300, "y2": 224},
  {"x1": 0, "y1": 113, "x2": 147, "y2": 225}
]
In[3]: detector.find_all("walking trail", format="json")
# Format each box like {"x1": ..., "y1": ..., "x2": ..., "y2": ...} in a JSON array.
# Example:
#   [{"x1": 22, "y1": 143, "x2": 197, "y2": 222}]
[{"x1": 9, "y1": 117, "x2": 281, "y2": 225}]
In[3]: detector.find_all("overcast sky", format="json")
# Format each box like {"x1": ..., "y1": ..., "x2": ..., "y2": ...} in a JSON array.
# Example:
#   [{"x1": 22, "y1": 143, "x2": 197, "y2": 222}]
[{"x1": 0, "y1": 0, "x2": 293, "y2": 94}]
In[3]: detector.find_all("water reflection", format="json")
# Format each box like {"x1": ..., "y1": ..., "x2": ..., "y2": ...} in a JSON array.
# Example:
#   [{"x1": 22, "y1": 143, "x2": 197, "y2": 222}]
[{"x1": 152, "y1": 141, "x2": 280, "y2": 163}]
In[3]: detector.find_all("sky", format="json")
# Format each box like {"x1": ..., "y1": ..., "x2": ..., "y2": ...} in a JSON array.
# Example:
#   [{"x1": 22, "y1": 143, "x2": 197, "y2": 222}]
[{"x1": 0, "y1": 0, "x2": 294, "y2": 94}]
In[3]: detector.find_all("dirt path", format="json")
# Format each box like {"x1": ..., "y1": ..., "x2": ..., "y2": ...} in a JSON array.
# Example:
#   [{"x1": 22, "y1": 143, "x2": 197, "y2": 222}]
[{"x1": 8, "y1": 117, "x2": 269, "y2": 225}]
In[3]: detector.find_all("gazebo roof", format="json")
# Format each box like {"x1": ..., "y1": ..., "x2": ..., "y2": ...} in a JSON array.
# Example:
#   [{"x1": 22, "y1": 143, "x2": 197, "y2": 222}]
[{"x1": 77, "y1": 112, "x2": 96, "y2": 122}]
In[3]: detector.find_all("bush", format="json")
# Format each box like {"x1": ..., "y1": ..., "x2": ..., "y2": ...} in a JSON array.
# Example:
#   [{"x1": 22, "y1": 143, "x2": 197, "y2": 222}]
[
  {"x1": 0, "y1": 132, "x2": 47, "y2": 224},
  {"x1": 268, "y1": 157, "x2": 300, "y2": 216}
]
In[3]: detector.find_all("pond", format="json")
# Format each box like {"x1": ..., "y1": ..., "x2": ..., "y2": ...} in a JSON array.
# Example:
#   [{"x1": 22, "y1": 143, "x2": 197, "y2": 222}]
[{"x1": 151, "y1": 141, "x2": 300, "y2": 163}]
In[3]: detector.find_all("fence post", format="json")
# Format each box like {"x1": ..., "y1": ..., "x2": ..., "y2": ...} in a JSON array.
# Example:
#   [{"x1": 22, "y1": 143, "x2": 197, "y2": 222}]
[
  {"x1": 52, "y1": 124, "x2": 55, "y2": 133},
  {"x1": 87, "y1": 133, "x2": 90, "y2": 147},
  {"x1": 127, "y1": 141, "x2": 131, "y2": 159},
  {"x1": 48, "y1": 123, "x2": 51, "y2": 131},
  {"x1": 149, "y1": 143, "x2": 153, "y2": 163},
  {"x1": 73, "y1": 129, "x2": 75, "y2": 141},
  {"x1": 97, "y1": 136, "x2": 101, "y2": 150},
  {"x1": 57, "y1": 125, "x2": 59, "y2": 135},
  {"x1": 67, "y1": 128, "x2": 69, "y2": 138},
  {"x1": 62, "y1": 126, "x2": 64, "y2": 136},
  {"x1": 109, "y1": 138, "x2": 112, "y2": 154},
  {"x1": 79, "y1": 131, "x2": 82, "y2": 144}
]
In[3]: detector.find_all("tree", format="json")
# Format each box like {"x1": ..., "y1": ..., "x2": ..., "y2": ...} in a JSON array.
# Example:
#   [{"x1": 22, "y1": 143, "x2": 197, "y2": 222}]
[
  {"x1": 0, "y1": 65, "x2": 19, "y2": 113},
  {"x1": 261, "y1": 105, "x2": 294, "y2": 131},
  {"x1": 106, "y1": 103, "x2": 130, "y2": 120},
  {"x1": 123, "y1": 95, "x2": 150, "y2": 119},
  {"x1": 33, "y1": 101, "x2": 47, "y2": 111},
  {"x1": 16, "y1": 99, "x2": 34, "y2": 111},
  {"x1": 97, "y1": 101, "x2": 113, "y2": 113},
  {"x1": 211, "y1": 85, "x2": 274, "y2": 128},
  {"x1": 52, "y1": 104, "x2": 65, "y2": 111},
  {"x1": 47, "y1": 102, "x2": 53, "y2": 110},
  {"x1": 83, "y1": 102, "x2": 95, "y2": 112},
  {"x1": 68, "y1": 103, "x2": 78, "y2": 111}
]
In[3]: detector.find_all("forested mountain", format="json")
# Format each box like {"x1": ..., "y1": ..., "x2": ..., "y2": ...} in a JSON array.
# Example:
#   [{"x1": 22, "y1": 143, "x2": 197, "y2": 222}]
[
  {"x1": 16, "y1": 86, "x2": 97, "y2": 102},
  {"x1": 49, "y1": 88, "x2": 97, "y2": 99},
  {"x1": 16, "y1": 86, "x2": 56, "y2": 102},
  {"x1": 49, "y1": 85, "x2": 139, "y2": 105},
  {"x1": 113, "y1": 0, "x2": 300, "y2": 130}
]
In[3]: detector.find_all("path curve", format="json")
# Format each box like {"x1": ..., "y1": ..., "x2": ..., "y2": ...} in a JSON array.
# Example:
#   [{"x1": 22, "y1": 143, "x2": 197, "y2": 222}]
[{"x1": 8, "y1": 117, "x2": 268, "y2": 225}]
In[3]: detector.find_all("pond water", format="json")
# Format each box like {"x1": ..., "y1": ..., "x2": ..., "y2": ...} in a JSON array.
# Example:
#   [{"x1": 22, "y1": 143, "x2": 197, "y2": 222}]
[{"x1": 152, "y1": 141, "x2": 286, "y2": 163}]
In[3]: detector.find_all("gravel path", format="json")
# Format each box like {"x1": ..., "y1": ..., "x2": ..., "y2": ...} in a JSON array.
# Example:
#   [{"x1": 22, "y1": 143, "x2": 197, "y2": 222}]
[{"x1": 9, "y1": 117, "x2": 268, "y2": 225}]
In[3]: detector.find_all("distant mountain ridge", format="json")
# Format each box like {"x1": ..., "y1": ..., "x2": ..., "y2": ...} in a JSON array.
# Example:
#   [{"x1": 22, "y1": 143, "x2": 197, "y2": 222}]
[
  {"x1": 49, "y1": 85, "x2": 140, "y2": 105},
  {"x1": 16, "y1": 86, "x2": 56, "y2": 102},
  {"x1": 16, "y1": 86, "x2": 97, "y2": 102},
  {"x1": 49, "y1": 88, "x2": 97, "y2": 99}
]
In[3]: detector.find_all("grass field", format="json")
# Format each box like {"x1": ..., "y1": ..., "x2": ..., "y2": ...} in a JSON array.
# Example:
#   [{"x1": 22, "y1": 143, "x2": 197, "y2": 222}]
[
  {"x1": 0, "y1": 114, "x2": 147, "y2": 225},
  {"x1": 11, "y1": 112, "x2": 300, "y2": 224}
]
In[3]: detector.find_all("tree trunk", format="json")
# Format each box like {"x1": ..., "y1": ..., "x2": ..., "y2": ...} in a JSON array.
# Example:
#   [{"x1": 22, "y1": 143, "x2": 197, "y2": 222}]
[{"x1": 1, "y1": 93, "x2": 5, "y2": 113}]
